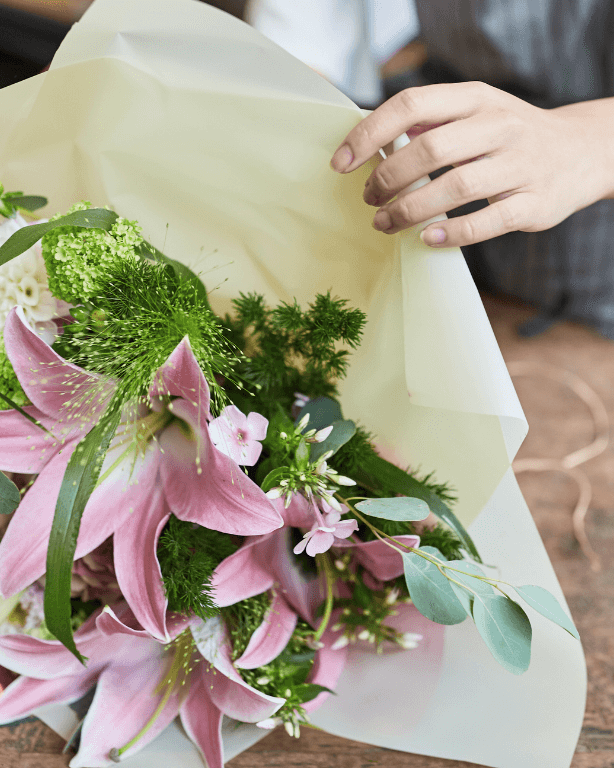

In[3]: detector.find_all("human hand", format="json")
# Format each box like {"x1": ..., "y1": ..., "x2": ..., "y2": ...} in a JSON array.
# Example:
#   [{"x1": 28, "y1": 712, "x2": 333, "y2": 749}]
[{"x1": 330, "y1": 82, "x2": 614, "y2": 247}]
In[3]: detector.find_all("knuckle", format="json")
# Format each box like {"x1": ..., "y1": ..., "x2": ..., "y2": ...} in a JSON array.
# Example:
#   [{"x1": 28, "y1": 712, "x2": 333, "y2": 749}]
[
  {"x1": 457, "y1": 216, "x2": 480, "y2": 244},
  {"x1": 393, "y1": 196, "x2": 417, "y2": 226},
  {"x1": 450, "y1": 168, "x2": 481, "y2": 201},
  {"x1": 372, "y1": 162, "x2": 397, "y2": 194},
  {"x1": 418, "y1": 131, "x2": 448, "y2": 166},
  {"x1": 497, "y1": 202, "x2": 523, "y2": 232},
  {"x1": 395, "y1": 88, "x2": 422, "y2": 116}
]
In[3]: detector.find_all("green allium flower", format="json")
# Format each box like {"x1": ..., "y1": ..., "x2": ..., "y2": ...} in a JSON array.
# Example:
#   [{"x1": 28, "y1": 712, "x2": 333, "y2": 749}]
[
  {"x1": 0, "y1": 336, "x2": 27, "y2": 410},
  {"x1": 41, "y1": 201, "x2": 143, "y2": 303}
]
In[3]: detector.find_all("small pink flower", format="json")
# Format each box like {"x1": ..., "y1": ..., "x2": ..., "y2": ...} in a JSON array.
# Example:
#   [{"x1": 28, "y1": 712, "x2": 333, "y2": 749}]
[
  {"x1": 208, "y1": 405, "x2": 268, "y2": 466},
  {"x1": 293, "y1": 508, "x2": 358, "y2": 557}
]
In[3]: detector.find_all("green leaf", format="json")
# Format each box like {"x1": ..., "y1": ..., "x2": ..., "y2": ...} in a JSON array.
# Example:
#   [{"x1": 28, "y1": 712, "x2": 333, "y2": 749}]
[
  {"x1": 402, "y1": 546, "x2": 467, "y2": 625},
  {"x1": 354, "y1": 454, "x2": 482, "y2": 562},
  {"x1": 260, "y1": 467, "x2": 286, "y2": 494},
  {"x1": 7, "y1": 195, "x2": 48, "y2": 212},
  {"x1": 294, "y1": 683, "x2": 335, "y2": 703},
  {"x1": 513, "y1": 585, "x2": 580, "y2": 640},
  {"x1": 295, "y1": 438, "x2": 310, "y2": 470},
  {"x1": 44, "y1": 409, "x2": 120, "y2": 662},
  {"x1": 355, "y1": 496, "x2": 430, "y2": 522},
  {"x1": 138, "y1": 241, "x2": 211, "y2": 310},
  {"x1": 295, "y1": 396, "x2": 343, "y2": 432},
  {"x1": 0, "y1": 208, "x2": 119, "y2": 267},
  {"x1": 472, "y1": 595, "x2": 532, "y2": 675},
  {"x1": 446, "y1": 560, "x2": 495, "y2": 617},
  {"x1": 0, "y1": 472, "x2": 20, "y2": 515},
  {"x1": 310, "y1": 419, "x2": 356, "y2": 463}
]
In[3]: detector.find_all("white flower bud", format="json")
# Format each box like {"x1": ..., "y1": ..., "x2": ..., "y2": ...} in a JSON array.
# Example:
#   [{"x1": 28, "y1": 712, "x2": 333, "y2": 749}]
[
  {"x1": 358, "y1": 629, "x2": 371, "y2": 641},
  {"x1": 335, "y1": 475, "x2": 356, "y2": 486},
  {"x1": 313, "y1": 425, "x2": 334, "y2": 442},
  {"x1": 331, "y1": 634, "x2": 350, "y2": 650},
  {"x1": 296, "y1": 414, "x2": 310, "y2": 432},
  {"x1": 256, "y1": 718, "x2": 280, "y2": 730},
  {"x1": 265, "y1": 487, "x2": 284, "y2": 499},
  {"x1": 397, "y1": 632, "x2": 423, "y2": 650}
]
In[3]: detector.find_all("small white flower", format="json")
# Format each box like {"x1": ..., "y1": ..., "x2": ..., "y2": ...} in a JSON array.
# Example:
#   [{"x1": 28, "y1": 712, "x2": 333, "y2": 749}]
[
  {"x1": 331, "y1": 634, "x2": 350, "y2": 650},
  {"x1": 397, "y1": 632, "x2": 423, "y2": 650}
]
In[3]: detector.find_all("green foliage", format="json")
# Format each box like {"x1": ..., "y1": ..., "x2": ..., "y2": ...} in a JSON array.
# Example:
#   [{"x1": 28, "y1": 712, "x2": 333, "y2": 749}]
[
  {"x1": 0, "y1": 336, "x2": 27, "y2": 411},
  {"x1": 0, "y1": 471, "x2": 20, "y2": 515},
  {"x1": 238, "y1": 619, "x2": 321, "y2": 736},
  {"x1": 472, "y1": 596, "x2": 532, "y2": 675},
  {"x1": 158, "y1": 516, "x2": 238, "y2": 621},
  {"x1": 355, "y1": 496, "x2": 430, "y2": 522},
  {"x1": 331, "y1": 425, "x2": 378, "y2": 477},
  {"x1": 221, "y1": 592, "x2": 273, "y2": 660},
  {"x1": 227, "y1": 291, "x2": 366, "y2": 416},
  {"x1": 44, "y1": 408, "x2": 120, "y2": 664},
  {"x1": 419, "y1": 525, "x2": 464, "y2": 561},
  {"x1": 512, "y1": 585, "x2": 580, "y2": 640},
  {"x1": 54, "y1": 254, "x2": 241, "y2": 414},
  {"x1": 0, "y1": 184, "x2": 47, "y2": 217},
  {"x1": 41, "y1": 202, "x2": 142, "y2": 303},
  {"x1": 402, "y1": 546, "x2": 467, "y2": 626}
]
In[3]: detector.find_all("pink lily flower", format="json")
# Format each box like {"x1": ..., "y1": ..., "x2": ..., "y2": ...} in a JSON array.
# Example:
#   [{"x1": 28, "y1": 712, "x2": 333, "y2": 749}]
[
  {"x1": 0, "y1": 307, "x2": 283, "y2": 640},
  {"x1": 208, "y1": 404, "x2": 268, "y2": 466},
  {"x1": 0, "y1": 603, "x2": 283, "y2": 768}
]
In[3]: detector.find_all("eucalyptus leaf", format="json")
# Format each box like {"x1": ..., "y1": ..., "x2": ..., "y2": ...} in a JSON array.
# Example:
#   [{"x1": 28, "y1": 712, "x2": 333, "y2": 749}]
[
  {"x1": 7, "y1": 195, "x2": 48, "y2": 212},
  {"x1": 472, "y1": 595, "x2": 532, "y2": 675},
  {"x1": 44, "y1": 409, "x2": 120, "y2": 663},
  {"x1": 355, "y1": 496, "x2": 430, "y2": 522},
  {"x1": 353, "y1": 454, "x2": 482, "y2": 562},
  {"x1": 513, "y1": 585, "x2": 580, "y2": 640},
  {"x1": 402, "y1": 546, "x2": 467, "y2": 625},
  {"x1": 446, "y1": 560, "x2": 495, "y2": 617},
  {"x1": 0, "y1": 472, "x2": 20, "y2": 515},
  {"x1": 294, "y1": 683, "x2": 335, "y2": 703},
  {"x1": 295, "y1": 396, "x2": 343, "y2": 432},
  {"x1": 0, "y1": 208, "x2": 119, "y2": 267},
  {"x1": 310, "y1": 419, "x2": 356, "y2": 464}
]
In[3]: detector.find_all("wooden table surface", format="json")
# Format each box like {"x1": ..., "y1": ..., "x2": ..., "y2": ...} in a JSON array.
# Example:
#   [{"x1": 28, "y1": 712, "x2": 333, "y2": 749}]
[{"x1": 1, "y1": 294, "x2": 612, "y2": 768}]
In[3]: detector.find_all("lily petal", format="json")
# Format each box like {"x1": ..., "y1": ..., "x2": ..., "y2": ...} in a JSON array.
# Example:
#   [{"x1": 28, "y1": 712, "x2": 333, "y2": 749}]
[
  {"x1": 0, "y1": 672, "x2": 98, "y2": 725},
  {"x1": 4, "y1": 307, "x2": 111, "y2": 424},
  {"x1": 0, "y1": 406, "x2": 65, "y2": 474},
  {"x1": 234, "y1": 592, "x2": 298, "y2": 670},
  {"x1": 211, "y1": 536, "x2": 275, "y2": 608},
  {"x1": 272, "y1": 494, "x2": 313, "y2": 528},
  {"x1": 72, "y1": 647, "x2": 178, "y2": 768},
  {"x1": 192, "y1": 617, "x2": 284, "y2": 723},
  {"x1": 179, "y1": 674, "x2": 224, "y2": 768},
  {"x1": 336, "y1": 535, "x2": 421, "y2": 582},
  {"x1": 160, "y1": 399, "x2": 282, "y2": 535},
  {"x1": 148, "y1": 336, "x2": 210, "y2": 418},
  {"x1": 303, "y1": 628, "x2": 348, "y2": 715},
  {"x1": 113, "y1": 482, "x2": 171, "y2": 642}
]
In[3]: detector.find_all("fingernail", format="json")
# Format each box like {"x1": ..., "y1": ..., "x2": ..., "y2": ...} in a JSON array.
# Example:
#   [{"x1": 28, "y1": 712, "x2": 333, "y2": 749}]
[
  {"x1": 330, "y1": 144, "x2": 354, "y2": 172},
  {"x1": 420, "y1": 227, "x2": 447, "y2": 246},
  {"x1": 373, "y1": 210, "x2": 392, "y2": 231}
]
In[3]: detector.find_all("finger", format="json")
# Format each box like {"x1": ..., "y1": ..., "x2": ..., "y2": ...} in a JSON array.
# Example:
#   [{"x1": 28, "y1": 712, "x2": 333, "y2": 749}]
[
  {"x1": 330, "y1": 81, "x2": 497, "y2": 173},
  {"x1": 371, "y1": 156, "x2": 523, "y2": 231},
  {"x1": 364, "y1": 115, "x2": 507, "y2": 207},
  {"x1": 419, "y1": 195, "x2": 534, "y2": 248}
]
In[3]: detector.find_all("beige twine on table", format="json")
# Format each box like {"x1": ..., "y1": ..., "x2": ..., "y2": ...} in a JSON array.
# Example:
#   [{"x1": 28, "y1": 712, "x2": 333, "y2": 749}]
[{"x1": 507, "y1": 361, "x2": 609, "y2": 572}]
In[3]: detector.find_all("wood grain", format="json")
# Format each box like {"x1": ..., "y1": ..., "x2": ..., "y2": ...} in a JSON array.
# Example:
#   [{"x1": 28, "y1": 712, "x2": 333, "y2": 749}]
[{"x1": 1, "y1": 294, "x2": 612, "y2": 767}]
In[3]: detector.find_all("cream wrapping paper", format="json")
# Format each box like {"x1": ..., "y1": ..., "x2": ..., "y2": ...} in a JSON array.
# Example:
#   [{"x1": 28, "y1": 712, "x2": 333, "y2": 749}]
[{"x1": 0, "y1": 0, "x2": 586, "y2": 765}]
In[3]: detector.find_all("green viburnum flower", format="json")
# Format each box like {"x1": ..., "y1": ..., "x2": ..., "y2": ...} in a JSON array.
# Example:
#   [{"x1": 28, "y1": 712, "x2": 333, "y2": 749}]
[
  {"x1": 0, "y1": 336, "x2": 27, "y2": 410},
  {"x1": 41, "y1": 201, "x2": 142, "y2": 303}
]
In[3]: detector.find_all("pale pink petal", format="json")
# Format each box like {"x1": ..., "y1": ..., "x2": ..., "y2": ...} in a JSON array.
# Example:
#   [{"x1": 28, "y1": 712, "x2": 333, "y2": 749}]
[
  {"x1": 305, "y1": 529, "x2": 335, "y2": 556},
  {"x1": 332, "y1": 519, "x2": 359, "y2": 540},
  {"x1": 273, "y1": 494, "x2": 313, "y2": 528},
  {"x1": 293, "y1": 536, "x2": 309, "y2": 555},
  {"x1": 71, "y1": 649, "x2": 177, "y2": 768},
  {"x1": 0, "y1": 406, "x2": 66, "y2": 474},
  {"x1": 335, "y1": 534, "x2": 421, "y2": 581},
  {"x1": 160, "y1": 399, "x2": 282, "y2": 535},
  {"x1": 192, "y1": 618, "x2": 285, "y2": 723},
  {"x1": 96, "y1": 604, "x2": 151, "y2": 640},
  {"x1": 234, "y1": 592, "x2": 298, "y2": 669},
  {"x1": 179, "y1": 674, "x2": 224, "y2": 768},
  {"x1": 113, "y1": 482, "x2": 171, "y2": 642},
  {"x1": 4, "y1": 307, "x2": 111, "y2": 423},
  {"x1": 246, "y1": 411, "x2": 268, "y2": 441},
  {"x1": 303, "y1": 628, "x2": 349, "y2": 715},
  {"x1": 0, "y1": 672, "x2": 99, "y2": 725},
  {"x1": 211, "y1": 536, "x2": 275, "y2": 608},
  {"x1": 238, "y1": 440, "x2": 262, "y2": 467},
  {"x1": 221, "y1": 405, "x2": 247, "y2": 429},
  {"x1": 148, "y1": 336, "x2": 210, "y2": 418},
  {"x1": 264, "y1": 529, "x2": 324, "y2": 625},
  {"x1": 0, "y1": 439, "x2": 161, "y2": 598}
]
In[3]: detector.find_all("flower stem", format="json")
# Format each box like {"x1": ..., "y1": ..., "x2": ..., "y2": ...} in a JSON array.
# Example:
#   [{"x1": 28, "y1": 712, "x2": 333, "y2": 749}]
[{"x1": 313, "y1": 553, "x2": 335, "y2": 643}]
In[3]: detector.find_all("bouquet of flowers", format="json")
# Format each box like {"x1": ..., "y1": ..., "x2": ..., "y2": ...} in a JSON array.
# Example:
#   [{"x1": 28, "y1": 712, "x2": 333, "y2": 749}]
[{"x1": 0, "y1": 1, "x2": 587, "y2": 767}]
